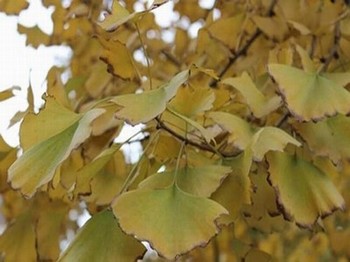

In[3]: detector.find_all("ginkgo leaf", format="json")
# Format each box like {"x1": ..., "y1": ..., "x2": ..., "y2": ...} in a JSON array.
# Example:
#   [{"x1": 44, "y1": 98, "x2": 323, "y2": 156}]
[
  {"x1": 0, "y1": 86, "x2": 19, "y2": 101},
  {"x1": 113, "y1": 184, "x2": 227, "y2": 260},
  {"x1": 251, "y1": 127, "x2": 301, "y2": 161},
  {"x1": 295, "y1": 44, "x2": 316, "y2": 73},
  {"x1": 58, "y1": 210, "x2": 146, "y2": 262},
  {"x1": 100, "y1": 39, "x2": 136, "y2": 79},
  {"x1": 0, "y1": 0, "x2": 29, "y2": 15},
  {"x1": 20, "y1": 97, "x2": 81, "y2": 151},
  {"x1": 166, "y1": 106, "x2": 214, "y2": 143},
  {"x1": 98, "y1": 0, "x2": 143, "y2": 32},
  {"x1": 266, "y1": 152, "x2": 345, "y2": 227},
  {"x1": 222, "y1": 72, "x2": 282, "y2": 118},
  {"x1": 8, "y1": 108, "x2": 104, "y2": 198},
  {"x1": 139, "y1": 165, "x2": 231, "y2": 197},
  {"x1": 111, "y1": 70, "x2": 189, "y2": 125},
  {"x1": 0, "y1": 212, "x2": 36, "y2": 262},
  {"x1": 75, "y1": 144, "x2": 123, "y2": 194},
  {"x1": 211, "y1": 151, "x2": 252, "y2": 221},
  {"x1": 293, "y1": 115, "x2": 350, "y2": 162},
  {"x1": 36, "y1": 201, "x2": 68, "y2": 261},
  {"x1": 17, "y1": 24, "x2": 50, "y2": 48},
  {"x1": 208, "y1": 111, "x2": 254, "y2": 150},
  {"x1": 268, "y1": 64, "x2": 350, "y2": 121}
]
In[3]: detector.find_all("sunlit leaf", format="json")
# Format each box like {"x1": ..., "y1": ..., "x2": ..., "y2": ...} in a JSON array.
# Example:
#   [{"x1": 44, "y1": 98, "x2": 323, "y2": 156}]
[
  {"x1": 0, "y1": 0, "x2": 29, "y2": 15},
  {"x1": 267, "y1": 152, "x2": 345, "y2": 227},
  {"x1": 139, "y1": 165, "x2": 231, "y2": 197},
  {"x1": 98, "y1": 0, "x2": 143, "y2": 32},
  {"x1": 222, "y1": 72, "x2": 281, "y2": 118},
  {"x1": 268, "y1": 64, "x2": 350, "y2": 121},
  {"x1": 8, "y1": 108, "x2": 104, "y2": 198},
  {"x1": 17, "y1": 24, "x2": 50, "y2": 48},
  {"x1": 113, "y1": 184, "x2": 227, "y2": 260},
  {"x1": 111, "y1": 70, "x2": 189, "y2": 125},
  {"x1": 58, "y1": 210, "x2": 146, "y2": 261}
]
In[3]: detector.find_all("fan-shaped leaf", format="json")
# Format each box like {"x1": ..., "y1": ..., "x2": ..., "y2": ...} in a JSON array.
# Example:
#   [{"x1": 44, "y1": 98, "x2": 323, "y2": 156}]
[
  {"x1": 8, "y1": 108, "x2": 104, "y2": 198},
  {"x1": 58, "y1": 210, "x2": 146, "y2": 262},
  {"x1": 293, "y1": 115, "x2": 350, "y2": 162},
  {"x1": 251, "y1": 127, "x2": 301, "y2": 161},
  {"x1": 222, "y1": 72, "x2": 281, "y2": 118},
  {"x1": 139, "y1": 165, "x2": 231, "y2": 197},
  {"x1": 267, "y1": 152, "x2": 345, "y2": 227},
  {"x1": 268, "y1": 64, "x2": 350, "y2": 121},
  {"x1": 113, "y1": 184, "x2": 227, "y2": 260},
  {"x1": 111, "y1": 70, "x2": 189, "y2": 125},
  {"x1": 98, "y1": 0, "x2": 143, "y2": 32}
]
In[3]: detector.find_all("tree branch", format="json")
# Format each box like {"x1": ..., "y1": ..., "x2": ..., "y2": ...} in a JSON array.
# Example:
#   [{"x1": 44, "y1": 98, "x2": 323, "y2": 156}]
[{"x1": 209, "y1": 0, "x2": 278, "y2": 87}]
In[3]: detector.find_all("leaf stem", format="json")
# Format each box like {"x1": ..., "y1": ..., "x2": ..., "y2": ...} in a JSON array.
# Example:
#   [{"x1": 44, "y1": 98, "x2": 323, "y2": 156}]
[
  {"x1": 136, "y1": 23, "x2": 153, "y2": 89},
  {"x1": 118, "y1": 130, "x2": 160, "y2": 194},
  {"x1": 209, "y1": 0, "x2": 278, "y2": 87}
]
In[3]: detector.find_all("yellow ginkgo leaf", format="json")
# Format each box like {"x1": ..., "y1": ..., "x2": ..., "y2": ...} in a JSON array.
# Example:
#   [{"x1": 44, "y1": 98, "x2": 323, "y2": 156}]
[
  {"x1": 0, "y1": 86, "x2": 20, "y2": 102},
  {"x1": 251, "y1": 127, "x2": 301, "y2": 161},
  {"x1": 208, "y1": 111, "x2": 254, "y2": 150},
  {"x1": 295, "y1": 44, "x2": 316, "y2": 73},
  {"x1": 98, "y1": 0, "x2": 143, "y2": 32},
  {"x1": 0, "y1": 0, "x2": 29, "y2": 15},
  {"x1": 99, "y1": 39, "x2": 136, "y2": 79},
  {"x1": 17, "y1": 24, "x2": 50, "y2": 48},
  {"x1": 0, "y1": 212, "x2": 36, "y2": 262},
  {"x1": 113, "y1": 184, "x2": 227, "y2": 260},
  {"x1": 268, "y1": 64, "x2": 350, "y2": 121},
  {"x1": 111, "y1": 70, "x2": 189, "y2": 125},
  {"x1": 222, "y1": 72, "x2": 282, "y2": 118},
  {"x1": 267, "y1": 152, "x2": 345, "y2": 227},
  {"x1": 8, "y1": 106, "x2": 104, "y2": 198},
  {"x1": 139, "y1": 165, "x2": 231, "y2": 197},
  {"x1": 293, "y1": 114, "x2": 350, "y2": 163},
  {"x1": 58, "y1": 210, "x2": 146, "y2": 262}
]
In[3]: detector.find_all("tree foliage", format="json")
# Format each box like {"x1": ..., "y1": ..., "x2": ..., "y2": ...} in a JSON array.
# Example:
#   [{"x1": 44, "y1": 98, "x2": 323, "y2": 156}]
[{"x1": 1, "y1": 0, "x2": 350, "y2": 261}]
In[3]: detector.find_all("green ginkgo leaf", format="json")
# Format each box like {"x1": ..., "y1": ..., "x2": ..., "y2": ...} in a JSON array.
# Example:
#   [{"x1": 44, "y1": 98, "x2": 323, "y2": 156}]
[
  {"x1": 222, "y1": 72, "x2": 281, "y2": 118},
  {"x1": 266, "y1": 152, "x2": 345, "y2": 227},
  {"x1": 58, "y1": 210, "x2": 146, "y2": 262},
  {"x1": 139, "y1": 165, "x2": 231, "y2": 197},
  {"x1": 113, "y1": 184, "x2": 227, "y2": 260},
  {"x1": 251, "y1": 127, "x2": 301, "y2": 161},
  {"x1": 293, "y1": 114, "x2": 350, "y2": 162},
  {"x1": 8, "y1": 108, "x2": 104, "y2": 198},
  {"x1": 111, "y1": 70, "x2": 189, "y2": 125},
  {"x1": 268, "y1": 64, "x2": 350, "y2": 121}
]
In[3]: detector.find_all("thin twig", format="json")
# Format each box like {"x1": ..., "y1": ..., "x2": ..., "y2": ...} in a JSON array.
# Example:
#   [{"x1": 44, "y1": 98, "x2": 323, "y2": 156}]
[
  {"x1": 209, "y1": 0, "x2": 278, "y2": 87},
  {"x1": 156, "y1": 117, "x2": 239, "y2": 158}
]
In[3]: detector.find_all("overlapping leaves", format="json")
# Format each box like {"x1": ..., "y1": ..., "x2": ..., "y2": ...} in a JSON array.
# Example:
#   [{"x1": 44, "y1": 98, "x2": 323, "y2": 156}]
[
  {"x1": 8, "y1": 97, "x2": 104, "y2": 198},
  {"x1": 113, "y1": 165, "x2": 230, "y2": 260}
]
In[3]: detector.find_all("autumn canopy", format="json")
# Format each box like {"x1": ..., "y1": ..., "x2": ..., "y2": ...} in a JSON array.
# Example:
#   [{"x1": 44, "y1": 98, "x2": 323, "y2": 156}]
[{"x1": 0, "y1": 0, "x2": 350, "y2": 261}]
